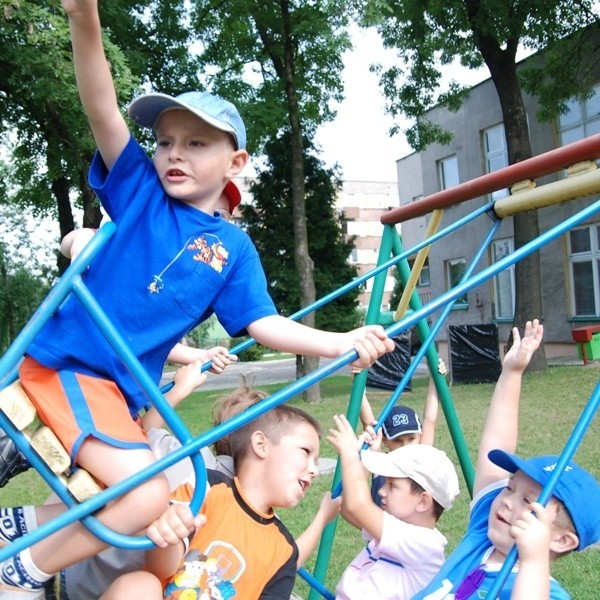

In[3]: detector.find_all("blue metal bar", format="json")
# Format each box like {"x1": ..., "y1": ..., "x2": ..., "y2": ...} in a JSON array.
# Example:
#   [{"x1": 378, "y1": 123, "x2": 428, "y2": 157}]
[
  {"x1": 487, "y1": 381, "x2": 600, "y2": 599},
  {"x1": 297, "y1": 566, "x2": 335, "y2": 600}
]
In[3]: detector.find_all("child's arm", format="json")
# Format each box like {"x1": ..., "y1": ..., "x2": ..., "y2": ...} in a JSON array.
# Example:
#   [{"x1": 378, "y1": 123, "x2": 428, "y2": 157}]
[
  {"x1": 167, "y1": 344, "x2": 237, "y2": 374},
  {"x1": 60, "y1": 228, "x2": 96, "y2": 260},
  {"x1": 509, "y1": 502, "x2": 551, "y2": 600},
  {"x1": 473, "y1": 319, "x2": 543, "y2": 496},
  {"x1": 295, "y1": 492, "x2": 341, "y2": 567},
  {"x1": 420, "y1": 357, "x2": 446, "y2": 446},
  {"x1": 61, "y1": 0, "x2": 130, "y2": 168},
  {"x1": 247, "y1": 316, "x2": 394, "y2": 371},
  {"x1": 144, "y1": 503, "x2": 207, "y2": 581},
  {"x1": 141, "y1": 362, "x2": 207, "y2": 430},
  {"x1": 327, "y1": 414, "x2": 384, "y2": 541},
  {"x1": 359, "y1": 390, "x2": 376, "y2": 429}
]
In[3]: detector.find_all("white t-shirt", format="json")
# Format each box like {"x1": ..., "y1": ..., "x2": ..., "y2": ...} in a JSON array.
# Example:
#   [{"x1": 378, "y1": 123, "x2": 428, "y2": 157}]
[{"x1": 336, "y1": 511, "x2": 447, "y2": 600}]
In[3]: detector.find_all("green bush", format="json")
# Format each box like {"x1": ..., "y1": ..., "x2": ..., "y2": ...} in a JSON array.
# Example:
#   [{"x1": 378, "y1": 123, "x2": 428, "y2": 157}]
[{"x1": 236, "y1": 340, "x2": 267, "y2": 362}]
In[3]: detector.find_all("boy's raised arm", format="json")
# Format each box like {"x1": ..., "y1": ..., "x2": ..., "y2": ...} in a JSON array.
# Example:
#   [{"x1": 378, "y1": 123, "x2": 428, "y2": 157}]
[
  {"x1": 62, "y1": 0, "x2": 130, "y2": 168},
  {"x1": 473, "y1": 320, "x2": 543, "y2": 495}
]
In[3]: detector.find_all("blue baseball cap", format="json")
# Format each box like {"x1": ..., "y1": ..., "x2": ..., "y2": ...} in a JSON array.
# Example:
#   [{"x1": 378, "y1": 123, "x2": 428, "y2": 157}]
[
  {"x1": 128, "y1": 91, "x2": 247, "y2": 150},
  {"x1": 488, "y1": 450, "x2": 600, "y2": 551},
  {"x1": 381, "y1": 406, "x2": 422, "y2": 440}
]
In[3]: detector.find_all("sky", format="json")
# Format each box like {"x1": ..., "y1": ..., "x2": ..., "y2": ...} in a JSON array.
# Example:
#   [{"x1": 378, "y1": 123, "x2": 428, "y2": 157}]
[{"x1": 314, "y1": 28, "x2": 490, "y2": 183}]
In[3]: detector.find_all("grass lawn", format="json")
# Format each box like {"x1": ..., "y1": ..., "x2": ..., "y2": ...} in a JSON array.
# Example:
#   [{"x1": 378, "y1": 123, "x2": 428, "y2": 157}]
[{"x1": 1, "y1": 365, "x2": 599, "y2": 598}]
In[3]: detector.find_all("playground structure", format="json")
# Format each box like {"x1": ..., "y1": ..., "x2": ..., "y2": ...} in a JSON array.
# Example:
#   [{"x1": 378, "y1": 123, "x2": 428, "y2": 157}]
[{"x1": 0, "y1": 133, "x2": 599, "y2": 598}]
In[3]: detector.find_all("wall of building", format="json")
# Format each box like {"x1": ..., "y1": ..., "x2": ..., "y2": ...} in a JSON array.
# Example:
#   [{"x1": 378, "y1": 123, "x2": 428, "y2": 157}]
[{"x1": 395, "y1": 65, "x2": 600, "y2": 357}]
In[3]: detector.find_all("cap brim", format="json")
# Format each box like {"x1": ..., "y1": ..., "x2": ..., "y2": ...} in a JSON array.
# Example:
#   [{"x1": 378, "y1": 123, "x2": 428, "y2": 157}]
[
  {"x1": 488, "y1": 449, "x2": 524, "y2": 474},
  {"x1": 128, "y1": 93, "x2": 237, "y2": 139},
  {"x1": 360, "y1": 449, "x2": 406, "y2": 478}
]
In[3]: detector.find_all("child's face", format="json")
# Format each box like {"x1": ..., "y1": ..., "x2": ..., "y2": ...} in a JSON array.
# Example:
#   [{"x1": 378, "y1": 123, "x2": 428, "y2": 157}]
[
  {"x1": 488, "y1": 470, "x2": 560, "y2": 556},
  {"x1": 377, "y1": 477, "x2": 423, "y2": 522},
  {"x1": 264, "y1": 422, "x2": 320, "y2": 508},
  {"x1": 385, "y1": 432, "x2": 421, "y2": 451},
  {"x1": 153, "y1": 110, "x2": 237, "y2": 210}
]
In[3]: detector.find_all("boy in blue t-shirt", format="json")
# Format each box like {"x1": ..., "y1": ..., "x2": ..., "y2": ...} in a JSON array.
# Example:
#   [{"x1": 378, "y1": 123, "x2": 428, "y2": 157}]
[
  {"x1": 413, "y1": 319, "x2": 600, "y2": 600},
  {"x1": 0, "y1": 1, "x2": 393, "y2": 596}
]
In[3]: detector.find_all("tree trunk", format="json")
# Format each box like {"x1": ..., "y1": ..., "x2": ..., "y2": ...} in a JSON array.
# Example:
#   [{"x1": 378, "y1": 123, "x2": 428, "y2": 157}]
[
  {"x1": 478, "y1": 37, "x2": 547, "y2": 371},
  {"x1": 281, "y1": 8, "x2": 320, "y2": 401}
]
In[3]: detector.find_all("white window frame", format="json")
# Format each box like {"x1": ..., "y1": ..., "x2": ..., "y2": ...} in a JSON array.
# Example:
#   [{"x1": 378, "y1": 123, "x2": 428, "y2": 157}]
[
  {"x1": 438, "y1": 155, "x2": 460, "y2": 191},
  {"x1": 483, "y1": 124, "x2": 509, "y2": 200},
  {"x1": 491, "y1": 238, "x2": 515, "y2": 319},
  {"x1": 568, "y1": 224, "x2": 600, "y2": 317}
]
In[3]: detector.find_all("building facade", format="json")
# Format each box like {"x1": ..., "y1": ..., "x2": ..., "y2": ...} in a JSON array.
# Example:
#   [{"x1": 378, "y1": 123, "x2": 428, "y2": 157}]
[{"x1": 396, "y1": 67, "x2": 600, "y2": 359}]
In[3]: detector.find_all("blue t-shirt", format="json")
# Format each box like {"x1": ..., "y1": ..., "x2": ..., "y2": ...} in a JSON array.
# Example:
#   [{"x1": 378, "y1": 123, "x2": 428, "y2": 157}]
[
  {"x1": 411, "y1": 480, "x2": 571, "y2": 599},
  {"x1": 28, "y1": 137, "x2": 277, "y2": 413}
]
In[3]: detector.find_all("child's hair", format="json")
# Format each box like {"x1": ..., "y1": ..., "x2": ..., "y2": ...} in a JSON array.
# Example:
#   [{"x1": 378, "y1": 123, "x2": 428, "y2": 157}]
[
  {"x1": 212, "y1": 386, "x2": 269, "y2": 456},
  {"x1": 230, "y1": 403, "x2": 322, "y2": 469}
]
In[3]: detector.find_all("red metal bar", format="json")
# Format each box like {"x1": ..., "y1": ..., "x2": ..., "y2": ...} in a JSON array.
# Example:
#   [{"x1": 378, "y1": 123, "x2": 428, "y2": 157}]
[{"x1": 382, "y1": 133, "x2": 600, "y2": 225}]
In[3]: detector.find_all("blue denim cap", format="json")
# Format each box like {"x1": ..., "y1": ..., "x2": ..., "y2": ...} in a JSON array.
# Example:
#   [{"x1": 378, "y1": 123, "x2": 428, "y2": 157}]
[
  {"x1": 128, "y1": 91, "x2": 247, "y2": 150},
  {"x1": 488, "y1": 450, "x2": 600, "y2": 551},
  {"x1": 381, "y1": 405, "x2": 422, "y2": 440}
]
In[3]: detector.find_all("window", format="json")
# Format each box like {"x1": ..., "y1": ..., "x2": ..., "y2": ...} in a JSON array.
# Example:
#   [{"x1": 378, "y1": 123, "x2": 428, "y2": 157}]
[
  {"x1": 438, "y1": 155, "x2": 459, "y2": 190},
  {"x1": 559, "y1": 84, "x2": 600, "y2": 145},
  {"x1": 407, "y1": 259, "x2": 430, "y2": 287},
  {"x1": 568, "y1": 224, "x2": 600, "y2": 317},
  {"x1": 445, "y1": 258, "x2": 468, "y2": 306},
  {"x1": 418, "y1": 261, "x2": 431, "y2": 287},
  {"x1": 491, "y1": 238, "x2": 515, "y2": 319},
  {"x1": 483, "y1": 124, "x2": 509, "y2": 200}
]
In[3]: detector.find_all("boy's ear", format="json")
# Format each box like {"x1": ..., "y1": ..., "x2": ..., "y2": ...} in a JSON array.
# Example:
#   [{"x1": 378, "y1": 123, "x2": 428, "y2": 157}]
[
  {"x1": 227, "y1": 149, "x2": 249, "y2": 177},
  {"x1": 416, "y1": 491, "x2": 434, "y2": 513},
  {"x1": 250, "y1": 430, "x2": 268, "y2": 459},
  {"x1": 549, "y1": 529, "x2": 579, "y2": 555}
]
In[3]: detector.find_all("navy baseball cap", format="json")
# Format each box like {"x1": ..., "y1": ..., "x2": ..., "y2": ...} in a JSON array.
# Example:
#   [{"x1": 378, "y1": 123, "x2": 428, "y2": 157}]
[
  {"x1": 128, "y1": 91, "x2": 247, "y2": 150},
  {"x1": 489, "y1": 450, "x2": 600, "y2": 551},
  {"x1": 381, "y1": 406, "x2": 422, "y2": 440}
]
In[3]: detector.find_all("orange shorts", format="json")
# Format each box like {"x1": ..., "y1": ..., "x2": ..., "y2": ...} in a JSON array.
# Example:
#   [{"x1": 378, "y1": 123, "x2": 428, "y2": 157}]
[{"x1": 19, "y1": 356, "x2": 149, "y2": 463}]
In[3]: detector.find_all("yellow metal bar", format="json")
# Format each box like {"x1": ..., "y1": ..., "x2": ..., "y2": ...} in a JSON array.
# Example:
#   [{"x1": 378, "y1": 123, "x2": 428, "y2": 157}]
[{"x1": 394, "y1": 209, "x2": 443, "y2": 321}]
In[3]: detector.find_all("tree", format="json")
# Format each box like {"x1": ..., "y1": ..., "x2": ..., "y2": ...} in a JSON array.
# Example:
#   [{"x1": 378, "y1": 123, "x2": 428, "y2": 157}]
[
  {"x1": 241, "y1": 131, "x2": 362, "y2": 390},
  {"x1": 188, "y1": 0, "x2": 352, "y2": 399},
  {"x1": 0, "y1": 0, "x2": 200, "y2": 272},
  {"x1": 0, "y1": 207, "x2": 55, "y2": 352},
  {"x1": 360, "y1": 0, "x2": 600, "y2": 371}
]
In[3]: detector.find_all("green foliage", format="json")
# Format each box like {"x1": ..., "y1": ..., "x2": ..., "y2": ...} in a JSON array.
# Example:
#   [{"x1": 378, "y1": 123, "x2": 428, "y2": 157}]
[
  {"x1": 0, "y1": 244, "x2": 52, "y2": 353},
  {"x1": 0, "y1": 0, "x2": 202, "y2": 256},
  {"x1": 235, "y1": 339, "x2": 268, "y2": 362},
  {"x1": 358, "y1": 0, "x2": 600, "y2": 150},
  {"x1": 187, "y1": 0, "x2": 352, "y2": 156},
  {"x1": 241, "y1": 131, "x2": 363, "y2": 332}
]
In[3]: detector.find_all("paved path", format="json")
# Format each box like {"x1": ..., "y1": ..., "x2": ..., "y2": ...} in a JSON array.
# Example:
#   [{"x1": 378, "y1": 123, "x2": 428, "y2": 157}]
[{"x1": 161, "y1": 355, "x2": 429, "y2": 391}]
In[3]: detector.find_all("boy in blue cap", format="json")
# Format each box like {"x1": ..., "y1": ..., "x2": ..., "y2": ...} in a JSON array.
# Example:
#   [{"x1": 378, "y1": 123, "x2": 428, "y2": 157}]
[
  {"x1": 360, "y1": 358, "x2": 447, "y2": 505},
  {"x1": 413, "y1": 319, "x2": 600, "y2": 600},
  {"x1": 0, "y1": 1, "x2": 393, "y2": 596}
]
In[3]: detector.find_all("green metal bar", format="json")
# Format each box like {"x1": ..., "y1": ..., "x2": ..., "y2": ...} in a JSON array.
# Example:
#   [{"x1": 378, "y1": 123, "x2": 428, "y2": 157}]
[
  {"x1": 391, "y1": 235, "x2": 475, "y2": 493},
  {"x1": 308, "y1": 225, "x2": 397, "y2": 600}
]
